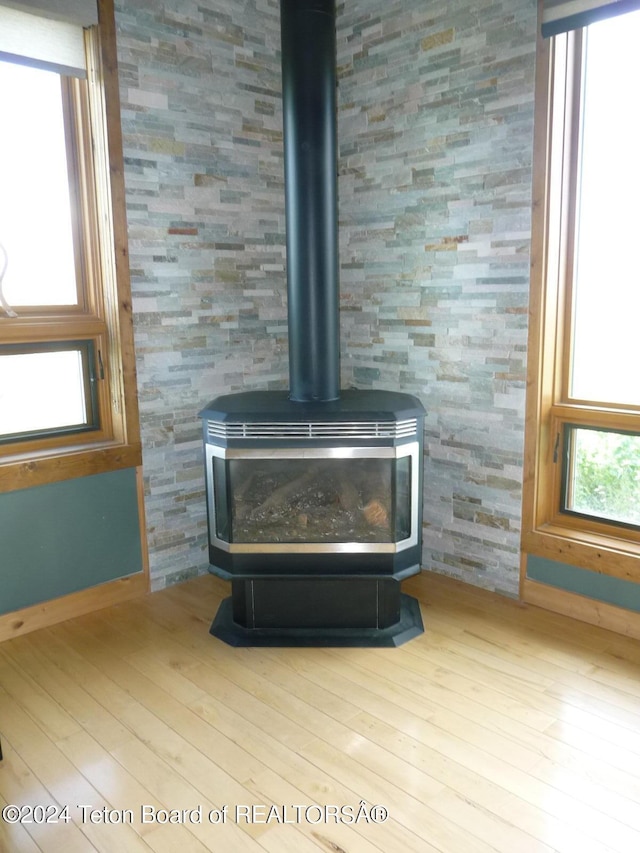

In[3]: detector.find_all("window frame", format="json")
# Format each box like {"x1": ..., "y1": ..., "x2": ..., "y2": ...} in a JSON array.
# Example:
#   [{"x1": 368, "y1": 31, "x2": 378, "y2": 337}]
[
  {"x1": 522, "y1": 12, "x2": 640, "y2": 581},
  {"x1": 559, "y1": 423, "x2": 640, "y2": 532},
  {"x1": 0, "y1": 0, "x2": 141, "y2": 493},
  {"x1": 0, "y1": 64, "x2": 112, "y2": 450},
  {"x1": 0, "y1": 339, "x2": 100, "y2": 444}
]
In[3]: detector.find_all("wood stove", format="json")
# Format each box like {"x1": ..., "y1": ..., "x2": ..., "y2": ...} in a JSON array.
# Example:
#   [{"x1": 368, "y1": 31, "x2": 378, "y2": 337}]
[
  {"x1": 200, "y1": 390, "x2": 424, "y2": 645},
  {"x1": 198, "y1": 0, "x2": 425, "y2": 645}
]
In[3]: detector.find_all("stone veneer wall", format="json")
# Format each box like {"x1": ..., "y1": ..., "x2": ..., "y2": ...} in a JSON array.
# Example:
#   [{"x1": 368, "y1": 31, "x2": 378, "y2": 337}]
[
  {"x1": 115, "y1": 0, "x2": 537, "y2": 596},
  {"x1": 114, "y1": 0, "x2": 287, "y2": 589},
  {"x1": 336, "y1": 0, "x2": 537, "y2": 595}
]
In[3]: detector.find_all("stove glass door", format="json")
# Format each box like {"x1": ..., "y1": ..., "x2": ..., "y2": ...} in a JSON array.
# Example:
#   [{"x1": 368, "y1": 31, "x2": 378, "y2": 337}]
[{"x1": 206, "y1": 445, "x2": 418, "y2": 553}]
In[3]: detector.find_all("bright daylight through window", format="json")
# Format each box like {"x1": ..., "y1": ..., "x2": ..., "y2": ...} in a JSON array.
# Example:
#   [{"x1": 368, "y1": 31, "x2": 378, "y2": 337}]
[
  {"x1": 569, "y1": 12, "x2": 640, "y2": 408},
  {"x1": 0, "y1": 62, "x2": 78, "y2": 308}
]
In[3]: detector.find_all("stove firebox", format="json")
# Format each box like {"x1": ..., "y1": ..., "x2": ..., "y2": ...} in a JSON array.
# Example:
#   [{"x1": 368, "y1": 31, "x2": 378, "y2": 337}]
[{"x1": 200, "y1": 390, "x2": 425, "y2": 645}]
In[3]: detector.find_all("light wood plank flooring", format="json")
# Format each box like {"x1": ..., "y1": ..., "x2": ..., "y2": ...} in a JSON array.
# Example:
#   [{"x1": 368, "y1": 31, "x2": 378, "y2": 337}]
[{"x1": 2, "y1": 571, "x2": 640, "y2": 852}]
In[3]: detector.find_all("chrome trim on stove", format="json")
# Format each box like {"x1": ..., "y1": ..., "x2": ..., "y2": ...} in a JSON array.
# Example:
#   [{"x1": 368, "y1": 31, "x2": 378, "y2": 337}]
[
  {"x1": 216, "y1": 541, "x2": 400, "y2": 554},
  {"x1": 204, "y1": 442, "x2": 420, "y2": 554},
  {"x1": 216, "y1": 446, "x2": 399, "y2": 460},
  {"x1": 206, "y1": 418, "x2": 418, "y2": 442}
]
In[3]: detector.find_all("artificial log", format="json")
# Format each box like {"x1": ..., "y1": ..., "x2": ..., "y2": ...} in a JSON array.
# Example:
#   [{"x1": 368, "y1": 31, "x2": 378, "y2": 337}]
[
  {"x1": 359, "y1": 466, "x2": 391, "y2": 530},
  {"x1": 363, "y1": 499, "x2": 389, "y2": 528},
  {"x1": 337, "y1": 478, "x2": 360, "y2": 513},
  {"x1": 250, "y1": 464, "x2": 320, "y2": 517}
]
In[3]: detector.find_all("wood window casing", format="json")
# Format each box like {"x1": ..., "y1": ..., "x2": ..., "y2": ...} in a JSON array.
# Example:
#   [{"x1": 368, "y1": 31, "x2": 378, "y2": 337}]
[
  {"x1": 0, "y1": 0, "x2": 141, "y2": 493},
  {"x1": 522, "y1": 20, "x2": 640, "y2": 586}
]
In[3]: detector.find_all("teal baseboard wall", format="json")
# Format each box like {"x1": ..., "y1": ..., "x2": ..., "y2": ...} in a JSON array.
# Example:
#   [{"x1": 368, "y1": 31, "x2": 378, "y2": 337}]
[
  {"x1": 0, "y1": 468, "x2": 144, "y2": 615},
  {"x1": 526, "y1": 555, "x2": 640, "y2": 613}
]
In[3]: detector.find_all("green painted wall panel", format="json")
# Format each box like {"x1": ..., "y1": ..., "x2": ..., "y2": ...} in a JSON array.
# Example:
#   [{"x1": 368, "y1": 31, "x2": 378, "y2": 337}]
[
  {"x1": 0, "y1": 468, "x2": 143, "y2": 615},
  {"x1": 526, "y1": 555, "x2": 640, "y2": 612}
]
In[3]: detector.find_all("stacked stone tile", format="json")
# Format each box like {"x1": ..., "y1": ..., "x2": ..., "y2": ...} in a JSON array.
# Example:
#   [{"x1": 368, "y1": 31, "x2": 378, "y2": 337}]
[
  {"x1": 337, "y1": 0, "x2": 536, "y2": 595},
  {"x1": 115, "y1": 0, "x2": 287, "y2": 589},
  {"x1": 116, "y1": 0, "x2": 536, "y2": 596}
]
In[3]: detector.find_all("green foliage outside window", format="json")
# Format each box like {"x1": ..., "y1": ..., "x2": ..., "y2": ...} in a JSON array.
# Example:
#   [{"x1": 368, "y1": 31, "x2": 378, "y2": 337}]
[{"x1": 570, "y1": 429, "x2": 640, "y2": 526}]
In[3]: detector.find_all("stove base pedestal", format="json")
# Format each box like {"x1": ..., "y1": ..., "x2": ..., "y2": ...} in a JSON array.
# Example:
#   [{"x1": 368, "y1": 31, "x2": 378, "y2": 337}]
[{"x1": 209, "y1": 590, "x2": 424, "y2": 648}]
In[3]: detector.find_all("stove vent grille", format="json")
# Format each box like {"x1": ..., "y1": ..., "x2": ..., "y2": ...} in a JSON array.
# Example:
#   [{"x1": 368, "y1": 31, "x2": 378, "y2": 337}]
[{"x1": 207, "y1": 418, "x2": 418, "y2": 442}]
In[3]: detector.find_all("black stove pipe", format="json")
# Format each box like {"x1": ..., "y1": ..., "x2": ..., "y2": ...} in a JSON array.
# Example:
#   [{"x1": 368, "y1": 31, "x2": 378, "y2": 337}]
[{"x1": 280, "y1": 0, "x2": 340, "y2": 403}]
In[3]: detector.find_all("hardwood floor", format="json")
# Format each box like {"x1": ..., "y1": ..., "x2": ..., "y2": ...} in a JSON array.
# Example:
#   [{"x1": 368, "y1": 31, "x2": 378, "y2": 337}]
[{"x1": 2, "y1": 571, "x2": 640, "y2": 852}]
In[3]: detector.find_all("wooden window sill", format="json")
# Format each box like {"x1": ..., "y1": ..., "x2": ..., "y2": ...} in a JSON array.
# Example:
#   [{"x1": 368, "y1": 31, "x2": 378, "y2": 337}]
[
  {"x1": 0, "y1": 440, "x2": 143, "y2": 493},
  {"x1": 522, "y1": 522, "x2": 640, "y2": 585}
]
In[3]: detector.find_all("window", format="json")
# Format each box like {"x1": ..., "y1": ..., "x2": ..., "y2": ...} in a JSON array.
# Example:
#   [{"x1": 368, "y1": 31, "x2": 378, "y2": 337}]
[
  {"x1": 0, "y1": 342, "x2": 99, "y2": 443},
  {"x1": 523, "y1": 3, "x2": 640, "y2": 572},
  {"x1": 0, "y1": 0, "x2": 140, "y2": 490},
  {"x1": 0, "y1": 56, "x2": 111, "y2": 448},
  {"x1": 562, "y1": 426, "x2": 640, "y2": 527}
]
